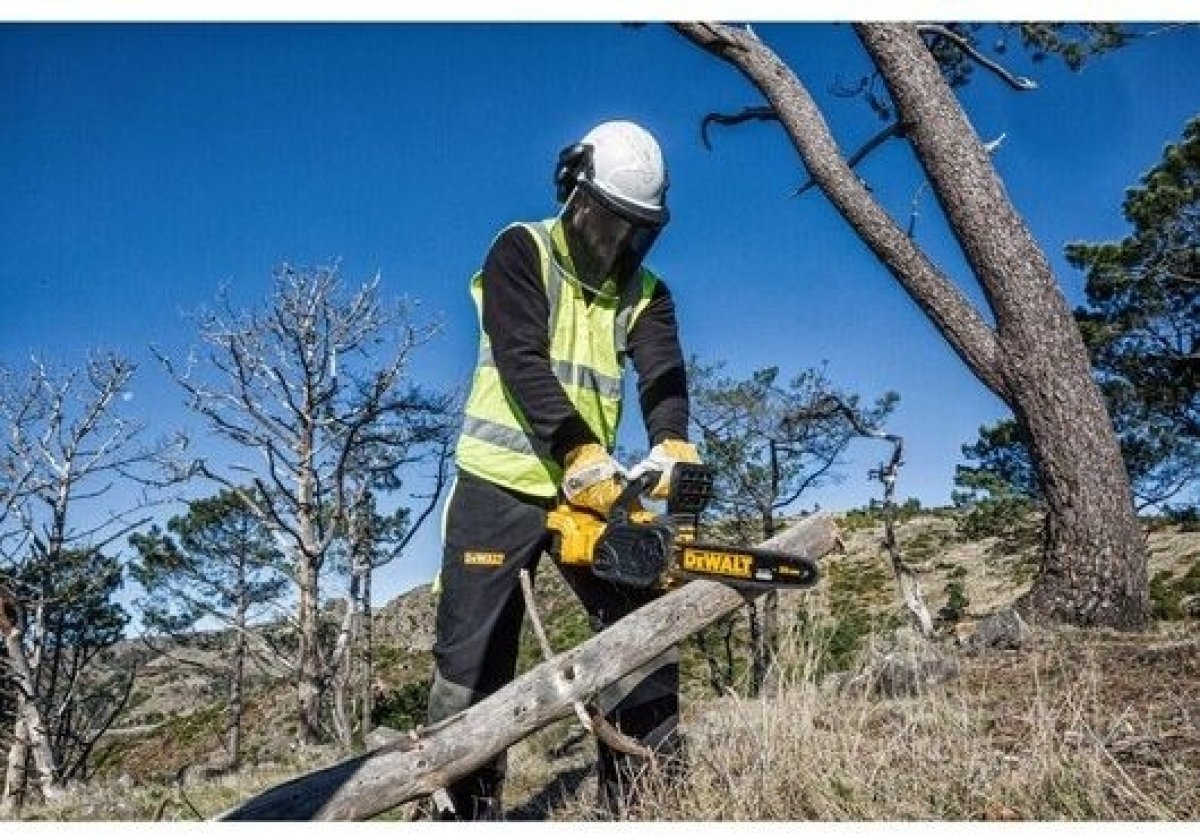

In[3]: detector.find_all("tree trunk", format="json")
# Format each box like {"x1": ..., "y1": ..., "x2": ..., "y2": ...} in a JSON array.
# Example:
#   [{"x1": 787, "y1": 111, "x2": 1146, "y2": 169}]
[
  {"x1": 330, "y1": 555, "x2": 368, "y2": 751},
  {"x1": 216, "y1": 512, "x2": 840, "y2": 820},
  {"x1": 673, "y1": 22, "x2": 1148, "y2": 630},
  {"x1": 854, "y1": 23, "x2": 1148, "y2": 629},
  {"x1": 2, "y1": 718, "x2": 30, "y2": 815},
  {"x1": 296, "y1": 559, "x2": 323, "y2": 745},
  {"x1": 760, "y1": 590, "x2": 780, "y2": 683},
  {"x1": 227, "y1": 581, "x2": 248, "y2": 770},
  {"x1": 0, "y1": 601, "x2": 61, "y2": 808},
  {"x1": 747, "y1": 599, "x2": 765, "y2": 695},
  {"x1": 692, "y1": 626, "x2": 725, "y2": 696},
  {"x1": 294, "y1": 413, "x2": 326, "y2": 746},
  {"x1": 755, "y1": 510, "x2": 780, "y2": 692},
  {"x1": 329, "y1": 596, "x2": 356, "y2": 751},
  {"x1": 359, "y1": 567, "x2": 374, "y2": 739}
]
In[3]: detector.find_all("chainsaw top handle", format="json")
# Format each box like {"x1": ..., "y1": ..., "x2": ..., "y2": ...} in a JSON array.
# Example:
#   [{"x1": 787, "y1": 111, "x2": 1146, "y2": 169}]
[
  {"x1": 607, "y1": 462, "x2": 717, "y2": 524},
  {"x1": 607, "y1": 470, "x2": 662, "y2": 525}
]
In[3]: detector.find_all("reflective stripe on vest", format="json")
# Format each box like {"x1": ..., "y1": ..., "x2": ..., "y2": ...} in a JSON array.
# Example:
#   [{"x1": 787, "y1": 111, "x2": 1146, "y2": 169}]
[
  {"x1": 455, "y1": 219, "x2": 658, "y2": 497},
  {"x1": 476, "y1": 356, "x2": 624, "y2": 401}
]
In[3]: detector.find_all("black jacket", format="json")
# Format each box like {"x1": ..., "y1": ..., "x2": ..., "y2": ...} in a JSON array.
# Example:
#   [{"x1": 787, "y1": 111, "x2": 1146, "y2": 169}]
[{"x1": 480, "y1": 224, "x2": 689, "y2": 465}]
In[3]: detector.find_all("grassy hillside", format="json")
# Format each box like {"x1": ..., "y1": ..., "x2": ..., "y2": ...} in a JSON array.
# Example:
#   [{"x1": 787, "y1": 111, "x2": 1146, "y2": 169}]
[{"x1": 14, "y1": 508, "x2": 1199, "y2": 821}]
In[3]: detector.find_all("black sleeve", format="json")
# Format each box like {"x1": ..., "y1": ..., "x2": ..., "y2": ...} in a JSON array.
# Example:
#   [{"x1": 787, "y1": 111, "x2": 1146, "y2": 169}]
[
  {"x1": 627, "y1": 279, "x2": 690, "y2": 446},
  {"x1": 480, "y1": 226, "x2": 599, "y2": 464}
]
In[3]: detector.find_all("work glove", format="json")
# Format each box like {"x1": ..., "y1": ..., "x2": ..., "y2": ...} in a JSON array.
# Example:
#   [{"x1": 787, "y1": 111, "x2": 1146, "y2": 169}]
[
  {"x1": 561, "y1": 443, "x2": 627, "y2": 517},
  {"x1": 627, "y1": 439, "x2": 702, "y2": 500}
]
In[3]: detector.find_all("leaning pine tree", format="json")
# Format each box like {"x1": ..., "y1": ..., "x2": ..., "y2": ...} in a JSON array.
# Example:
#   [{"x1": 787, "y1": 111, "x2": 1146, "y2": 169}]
[{"x1": 673, "y1": 22, "x2": 1148, "y2": 629}]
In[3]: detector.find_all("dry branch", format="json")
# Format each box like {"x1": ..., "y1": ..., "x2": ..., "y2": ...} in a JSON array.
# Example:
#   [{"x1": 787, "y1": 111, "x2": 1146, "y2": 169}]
[
  {"x1": 517, "y1": 569, "x2": 653, "y2": 761},
  {"x1": 216, "y1": 512, "x2": 839, "y2": 820}
]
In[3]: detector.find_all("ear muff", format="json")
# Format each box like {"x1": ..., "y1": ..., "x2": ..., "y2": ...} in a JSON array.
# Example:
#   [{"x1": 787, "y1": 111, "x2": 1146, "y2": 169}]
[{"x1": 554, "y1": 143, "x2": 594, "y2": 203}]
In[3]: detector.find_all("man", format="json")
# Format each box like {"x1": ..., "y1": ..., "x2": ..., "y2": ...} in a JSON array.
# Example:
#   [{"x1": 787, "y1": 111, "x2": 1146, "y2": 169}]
[{"x1": 426, "y1": 120, "x2": 701, "y2": 819}]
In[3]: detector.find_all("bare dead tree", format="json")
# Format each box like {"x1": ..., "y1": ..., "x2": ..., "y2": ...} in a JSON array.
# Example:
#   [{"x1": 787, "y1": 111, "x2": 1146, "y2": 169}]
[
  {"x1": 158, "y1": 264, "x2": 456, "y2": 746},
  {"x1": 329, "y1": 437, "x2": 452, "y2": 751},
  {"x1": 0, "y1": 585, "x2": 57, "y2": 814},
  {"x1": 672, "y1": 22, "x2": 1148, "y2": 629},
  {"x1": 818, "y1": 396, "x2": 934, "y2": 635},
  {"x1": 0, "y1": 353, "x2": 172, "y2": 812}
]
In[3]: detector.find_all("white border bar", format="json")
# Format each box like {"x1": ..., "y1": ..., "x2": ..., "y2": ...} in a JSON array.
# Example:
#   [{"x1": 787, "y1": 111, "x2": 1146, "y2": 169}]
[{"x1": 1, "y1": 3, "x2": 1198, "y2": 23}]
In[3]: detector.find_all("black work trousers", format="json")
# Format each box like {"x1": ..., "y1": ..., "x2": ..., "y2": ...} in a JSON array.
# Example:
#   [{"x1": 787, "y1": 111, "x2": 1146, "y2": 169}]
[{"x1": 426, "y1": 469, "x2": 680, "y2": 819}]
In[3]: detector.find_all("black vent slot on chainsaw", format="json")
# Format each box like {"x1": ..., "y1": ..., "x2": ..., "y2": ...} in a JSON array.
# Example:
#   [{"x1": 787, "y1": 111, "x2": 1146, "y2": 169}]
[{"x1": 665, "y1": 461, "x2": 715, "y2": 517}]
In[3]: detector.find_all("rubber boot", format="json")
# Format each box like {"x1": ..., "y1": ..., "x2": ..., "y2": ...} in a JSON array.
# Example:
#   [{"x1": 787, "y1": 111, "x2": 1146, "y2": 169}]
[{"x1": 425, "y1": 668, "x2": 507, "y2": 820}]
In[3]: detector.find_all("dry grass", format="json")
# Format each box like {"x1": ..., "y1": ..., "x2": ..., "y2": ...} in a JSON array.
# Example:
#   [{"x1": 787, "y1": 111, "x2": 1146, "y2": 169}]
[
  {"x1": 8, "y1": 516, "x2": 1197, "y2": 822},
  {"x1": 16, "y1": 750, "x2": 336, "y2": 821},
  {"x1": 544, "y1": 621, "x2": 1198, "y2": 822},
  {"x1": 13, "y1": 619, "x2": 1198, "y2": 822}
]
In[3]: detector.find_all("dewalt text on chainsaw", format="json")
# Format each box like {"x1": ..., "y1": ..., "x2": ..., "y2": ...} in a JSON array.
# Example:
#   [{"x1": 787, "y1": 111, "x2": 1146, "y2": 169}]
[{"x1": 546, "y1": 462, "x2": 820, "y2": 591}]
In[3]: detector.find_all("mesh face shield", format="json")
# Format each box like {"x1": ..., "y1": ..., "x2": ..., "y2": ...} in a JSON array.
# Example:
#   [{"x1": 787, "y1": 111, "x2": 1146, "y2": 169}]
[{"x1": 561, "y1": 182, "x2": 664, "y2": 292}]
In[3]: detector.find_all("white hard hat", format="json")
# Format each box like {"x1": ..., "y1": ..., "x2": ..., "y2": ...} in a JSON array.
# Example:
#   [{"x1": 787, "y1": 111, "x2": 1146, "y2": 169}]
[{"x1": 555, "y1": 120, "x2": 669, "y2": 226}]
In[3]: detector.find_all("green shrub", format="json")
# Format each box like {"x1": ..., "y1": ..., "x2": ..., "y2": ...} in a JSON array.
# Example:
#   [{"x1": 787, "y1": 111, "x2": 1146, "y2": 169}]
[
  {"x1": 937, "y1": 566, "x2": 970, "y2": 624},
  {"x1": 904, "y1": 528, "x2": 950, "y2": 562},
  {"x1": 163, "y1": 704, "x2": 224, "y2": 748},
  {"x1": 1163, "y1": 505, "x2": 1200, "y2": 533},
  {"x1": 827, "y1": 559, "x2": 893, "y2": 613},
  {"x1": 1150, "y1": 561, "x2": 1200, "y2": 620},
  {"x1": 958, "y1": 495, "x2": 1040, "y2": 542},
  {"x1": 794, "y1": 605, "x2": 902, "y2": 679},
  {"x1": 839, "y1": 498, "x2": 923, "y2": 532},
  {"x1": 373, "y1": 680, "x2": 432, "y2": 731},
  {"x1": 374, "y1": 644, "x2": 404, "y2": 668}
]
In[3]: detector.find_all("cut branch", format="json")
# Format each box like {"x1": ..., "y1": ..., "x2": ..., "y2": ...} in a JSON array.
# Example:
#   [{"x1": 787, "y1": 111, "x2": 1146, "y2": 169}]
[
  {"x1": 217, "y1": 512, "x2": 840, "y2": 820},
  {"x1": 700, "y1": 105, "x2": 777, "y2": 150},
  {"x1": 917, "y1": 24, "x2": 1039, "y2": 91},
  {"x1": 795, "y1": 121, "x2": 906, "y2": 197}
]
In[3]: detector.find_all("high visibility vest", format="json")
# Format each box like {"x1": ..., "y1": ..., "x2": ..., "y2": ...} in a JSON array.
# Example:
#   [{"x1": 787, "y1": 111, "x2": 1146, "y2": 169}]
[{"x1": 455, "y1": 219, "x2": 659, "y2": 498}]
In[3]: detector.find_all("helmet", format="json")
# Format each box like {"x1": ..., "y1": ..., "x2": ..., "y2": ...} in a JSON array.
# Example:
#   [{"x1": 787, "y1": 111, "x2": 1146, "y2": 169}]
[
  {"x1": 555, "y1": 120, "x2": 669, "y2": 226},
  {"x1": 553, "y1": 121, "x2": 670, "y2": 291}
]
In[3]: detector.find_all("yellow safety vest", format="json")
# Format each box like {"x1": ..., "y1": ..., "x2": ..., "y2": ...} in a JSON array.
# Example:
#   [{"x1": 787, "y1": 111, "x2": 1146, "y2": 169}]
[{"x1": 455, "y1": 219, "x2": 659, "y2": 497}]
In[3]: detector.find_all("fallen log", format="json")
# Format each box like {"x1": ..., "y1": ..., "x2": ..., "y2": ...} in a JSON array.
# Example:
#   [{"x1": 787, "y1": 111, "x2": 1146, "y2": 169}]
[{"x1": 217, "y1": 512, "x2": 839, "y2": 821}]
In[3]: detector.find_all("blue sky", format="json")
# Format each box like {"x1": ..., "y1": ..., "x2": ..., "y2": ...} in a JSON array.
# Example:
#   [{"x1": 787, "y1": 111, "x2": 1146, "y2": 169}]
[{"x1": 2, "y1": 21, "x2": 1198, "y2": 602}]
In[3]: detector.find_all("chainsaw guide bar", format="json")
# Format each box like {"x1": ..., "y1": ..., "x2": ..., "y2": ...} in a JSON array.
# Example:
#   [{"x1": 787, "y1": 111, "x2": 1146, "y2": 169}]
[{"x1": 675, "y1": 542, "x2": 820, "y2": 590}]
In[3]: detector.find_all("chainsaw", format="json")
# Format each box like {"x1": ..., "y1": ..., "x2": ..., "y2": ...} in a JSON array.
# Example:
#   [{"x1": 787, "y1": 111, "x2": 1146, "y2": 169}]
[{"x1": 546, "y1": 462, "x2": 820, "y2": 591}]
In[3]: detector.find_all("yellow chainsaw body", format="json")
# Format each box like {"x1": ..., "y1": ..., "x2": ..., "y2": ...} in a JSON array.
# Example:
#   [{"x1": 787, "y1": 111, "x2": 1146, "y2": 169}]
[{"x1": 546, "y1": 503, "x2": 658, "y2": 567}]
